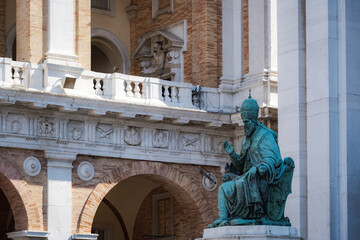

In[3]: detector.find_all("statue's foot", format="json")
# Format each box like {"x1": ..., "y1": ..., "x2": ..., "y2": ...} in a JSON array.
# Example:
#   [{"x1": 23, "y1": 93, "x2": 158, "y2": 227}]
[{"x1": 208, "y1": 218, "x2": 228, "y2": 228}]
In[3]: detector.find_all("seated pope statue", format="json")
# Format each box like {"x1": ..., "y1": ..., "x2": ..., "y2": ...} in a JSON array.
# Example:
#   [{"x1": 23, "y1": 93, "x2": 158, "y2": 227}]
[{"x1": 209, "y1": 94, "x2": 294, "y2": 228}]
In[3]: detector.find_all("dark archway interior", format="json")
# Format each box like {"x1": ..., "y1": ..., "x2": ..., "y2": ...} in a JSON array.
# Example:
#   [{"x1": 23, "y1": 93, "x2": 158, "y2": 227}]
[
  {"x1": 91, "y1": 44, "x2": 113, "y2": 73},
  {"x1": 0, "y1": 189, "x2": 15, "y2": 240}
]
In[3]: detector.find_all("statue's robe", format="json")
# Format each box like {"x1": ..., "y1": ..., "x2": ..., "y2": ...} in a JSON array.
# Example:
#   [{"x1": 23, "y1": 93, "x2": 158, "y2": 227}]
[{"x1": 218, "y1": 123, "x2": 284, "y2": 220}]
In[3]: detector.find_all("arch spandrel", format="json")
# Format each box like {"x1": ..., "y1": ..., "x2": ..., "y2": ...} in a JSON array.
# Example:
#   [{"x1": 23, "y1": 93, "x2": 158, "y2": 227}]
[{"x1": 0, "y1": 156, "x2": 43, "y2": 231}]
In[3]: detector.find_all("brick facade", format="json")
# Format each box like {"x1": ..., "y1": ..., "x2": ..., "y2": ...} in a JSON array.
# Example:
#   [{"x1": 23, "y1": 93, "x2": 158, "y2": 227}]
[
  {"x1": 75, "y1": 0, "x2": 91, "y2": 70},
  {"x1": 16, "y1": 0, "x2": 45, "y2": 63}
]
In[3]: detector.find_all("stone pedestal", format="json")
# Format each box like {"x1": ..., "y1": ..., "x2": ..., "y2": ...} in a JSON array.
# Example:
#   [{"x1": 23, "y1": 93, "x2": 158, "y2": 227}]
[{"x1": 197, "y1": 225, "x2": 302, "y2": 240}]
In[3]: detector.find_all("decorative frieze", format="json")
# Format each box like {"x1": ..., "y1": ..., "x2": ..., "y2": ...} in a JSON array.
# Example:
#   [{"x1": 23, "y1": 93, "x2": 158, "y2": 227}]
[{"x1": 0, "y1": 108, "x2": 232, "y2": 167}]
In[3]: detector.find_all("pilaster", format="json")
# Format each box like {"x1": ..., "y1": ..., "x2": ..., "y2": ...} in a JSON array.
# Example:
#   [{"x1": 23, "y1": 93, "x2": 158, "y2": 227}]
[
  {"x1": 45, "y1": 151, "x2": 77, "y2": 240},
  {"x1": 277, "y1": 0, "x2": 307, "y2": 239},
  {"x1": 45, "y1": 0, "x2": 78, "y2": 63}
]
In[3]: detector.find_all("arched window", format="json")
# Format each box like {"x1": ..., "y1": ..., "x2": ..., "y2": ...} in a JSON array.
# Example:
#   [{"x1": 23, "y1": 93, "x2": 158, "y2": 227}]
[{"x1": 91, "y1": 28, "x2": 130, "y2": 74}]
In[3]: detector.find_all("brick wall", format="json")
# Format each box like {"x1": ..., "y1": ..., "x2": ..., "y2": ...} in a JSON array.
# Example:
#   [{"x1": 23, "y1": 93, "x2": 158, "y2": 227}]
[
  {"x1": 16, "y1": 0, "x2": 45, "y2": 63},
  {"x1": 130, "y1": 0, "x2": 222, "y2": 88},
  {"x1": 75, "y1": 0, "x2": 91, "y2": 70},
  {"x1": 0, "y1": 148, "x2": 46, "y2": 231},
  {"x1": 243, "y1": 0, "x2": 249, "y2": 74}
]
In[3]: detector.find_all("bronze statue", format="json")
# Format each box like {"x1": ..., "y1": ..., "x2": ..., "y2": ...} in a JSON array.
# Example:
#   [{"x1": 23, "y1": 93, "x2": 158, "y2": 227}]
[{"x1": 209, "y1": 94, "x2": 294, "y2": 227}]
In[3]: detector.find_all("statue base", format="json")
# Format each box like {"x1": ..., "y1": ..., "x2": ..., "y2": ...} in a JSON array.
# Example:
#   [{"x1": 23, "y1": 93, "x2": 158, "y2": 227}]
[{"x1": 197, "y1": 225, "x2": 302, "y2": 240}]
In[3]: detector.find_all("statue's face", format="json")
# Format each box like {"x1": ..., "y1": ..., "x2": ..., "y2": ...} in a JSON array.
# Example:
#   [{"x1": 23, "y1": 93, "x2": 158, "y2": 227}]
[{"x1": 243, "y1": 119, "x2": 256, "y2": 137}]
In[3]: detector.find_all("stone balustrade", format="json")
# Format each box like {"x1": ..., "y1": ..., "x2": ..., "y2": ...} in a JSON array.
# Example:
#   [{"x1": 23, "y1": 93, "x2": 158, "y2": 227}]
[{"x1": 0, "y1": 57, "x2": 276, "y2": 115}]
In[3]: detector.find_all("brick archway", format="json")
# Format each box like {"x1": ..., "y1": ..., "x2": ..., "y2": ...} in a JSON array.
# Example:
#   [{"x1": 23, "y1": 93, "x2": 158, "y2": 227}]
[
  {"x1": 0, "y1": 157, "x2": 43, "y2": 231},
  {"x1": 77, "y1": 161, "x2": 213, "y2": 233}
]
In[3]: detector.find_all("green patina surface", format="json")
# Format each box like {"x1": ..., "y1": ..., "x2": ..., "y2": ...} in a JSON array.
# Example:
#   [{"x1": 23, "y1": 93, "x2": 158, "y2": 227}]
[{"x1": 209, "y1": 95, "x2": 294, "y2": 228}]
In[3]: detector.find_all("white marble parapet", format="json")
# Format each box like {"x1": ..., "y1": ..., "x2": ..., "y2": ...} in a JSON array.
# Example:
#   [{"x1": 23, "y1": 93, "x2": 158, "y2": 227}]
[{"x1": 198, "y1": 225, "x2": 302, "y2": 240}]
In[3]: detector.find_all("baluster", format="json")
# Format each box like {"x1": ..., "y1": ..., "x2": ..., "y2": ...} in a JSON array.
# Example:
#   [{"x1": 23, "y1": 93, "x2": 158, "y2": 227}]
[
  {"x1": 134, "y1": 82, "x2": 141, "y2": 98},
  {"x1": 171, "y1": 86, "x2": 178, "y2": 103},
  {"x1": 12, "y1": 67, "x2": 23, "y2": 85},
  {"x1": 126, "y1": 80, "x2": 133, "y2": 97},
  {"x1": 164, "y1": 85, "x2": 171, "y2": 102}
]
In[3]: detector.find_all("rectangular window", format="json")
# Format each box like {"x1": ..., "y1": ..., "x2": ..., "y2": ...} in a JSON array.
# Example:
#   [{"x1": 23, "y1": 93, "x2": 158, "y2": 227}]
[
  {"x1": 152, "y1": 193, "x2": 174, "y2": 239},
  {"x1": 91, "y1": 0, "x2": 109, "y2": 10}
]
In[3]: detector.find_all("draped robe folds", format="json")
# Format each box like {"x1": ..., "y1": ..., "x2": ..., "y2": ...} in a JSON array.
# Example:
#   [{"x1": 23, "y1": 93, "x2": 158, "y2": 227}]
[{"x1": 217, "y1": 124, "x2": 284, "y2": 220}]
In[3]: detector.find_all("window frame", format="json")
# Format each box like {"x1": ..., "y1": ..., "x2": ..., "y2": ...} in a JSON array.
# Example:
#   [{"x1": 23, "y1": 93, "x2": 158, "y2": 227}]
[
  {"x1": 91, "y1": 0, "x2": 115, "y2": 17},
  {"x1": 152, "y1": 192, "x2": 174, "y2": 240}
]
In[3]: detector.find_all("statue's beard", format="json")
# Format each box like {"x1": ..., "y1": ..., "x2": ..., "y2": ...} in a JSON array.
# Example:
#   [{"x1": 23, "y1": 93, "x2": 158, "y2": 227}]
[{"x1": 244, "y1": 122, "x2": 256, "y2": 137}]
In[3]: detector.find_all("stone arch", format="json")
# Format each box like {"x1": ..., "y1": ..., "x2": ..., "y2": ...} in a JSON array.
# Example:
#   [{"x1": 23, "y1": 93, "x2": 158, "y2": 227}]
[
  {"x1": 77, "y1": 161, "x2": 213, "y2": 233},
  {"x1": 0, "y1": 156, "x2": 43, "y2": 231},
  {"x1": 91, "y1": 28, "x2": 130, "y2": 74},
  {"x1": 5, "y1": 24, "x2": 16, "y2": 59}
]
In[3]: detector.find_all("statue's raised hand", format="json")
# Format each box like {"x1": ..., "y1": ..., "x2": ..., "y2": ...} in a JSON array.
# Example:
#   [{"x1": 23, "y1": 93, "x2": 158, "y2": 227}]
[{"x1": 223, "y1": 140, "x2": 234, "y2": 155}]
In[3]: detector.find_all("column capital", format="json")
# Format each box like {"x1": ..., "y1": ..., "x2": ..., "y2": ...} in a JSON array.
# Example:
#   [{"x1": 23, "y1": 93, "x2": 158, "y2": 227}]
[
  {"x1": 45, "y1": 151, "x2": 77, "y2": 168},
  {"x1": 7, "y1": 230, "x2": 49, "y2": 240}
]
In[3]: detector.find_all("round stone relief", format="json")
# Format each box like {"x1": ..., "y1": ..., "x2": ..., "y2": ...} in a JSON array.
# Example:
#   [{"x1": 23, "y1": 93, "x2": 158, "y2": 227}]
[
  {"x1": 23, "y1": 157, "x2": 41, "y2": 176},
  {"x1": 202, "y1": 173, "x2": 217, "y2": 191},
  {"x1": 77, "y1": 161, "x2": 95, "y2": 181}
]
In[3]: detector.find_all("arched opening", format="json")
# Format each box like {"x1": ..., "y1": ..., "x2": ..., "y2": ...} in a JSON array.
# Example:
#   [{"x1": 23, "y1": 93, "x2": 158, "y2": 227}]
[
  {"x1": 91, "y1": 175, "x2": 204, "y2": 240},
  {"x1": 91, "y1": 28, "x2": 130, "y2": 74},
  {"x1": 78, "y1": 161, "x2": 214, "y2": 240},
  {"x1": 0, "y1": 189, "x2": 15, "y2": 240}
]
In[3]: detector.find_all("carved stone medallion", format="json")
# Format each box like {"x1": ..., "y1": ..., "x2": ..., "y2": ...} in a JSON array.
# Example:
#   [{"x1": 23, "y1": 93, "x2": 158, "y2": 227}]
[
  {"x1": 153, "y1": 129, "x2": 169, "y2": 148},
  {"x1": 72, "y1": 128, "x2": 82, "y2": 140},
  {"x1": 23, "y1": 156, "x2": 41, "y2": 176},
  {"x1": 124, "y1": 127, "x2": 141, "y2": 146},
  {"x1": 179, "y1": 133, "x2": 200, "y2": 151},
  {"x1": 11, "y1": 120, "x2": 21, "y2": 134},
  {"x1": 77, "y1": 161, "x2": 95, "y2": 181},
  {"x1": 38, "y1": 119, "x2": 55, "y2": 137},
  {"x1": 202, "y1": 173, "x2": 217, "y2": 191}
]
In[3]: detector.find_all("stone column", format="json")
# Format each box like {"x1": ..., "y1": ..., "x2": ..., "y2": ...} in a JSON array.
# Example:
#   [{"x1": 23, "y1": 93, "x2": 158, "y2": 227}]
[
  {"x1": 219, "y1": 0, "x2": 243, "y2": 89},
  {"x1": 45, "y1": 0, "x2": 78, "y2": 63},
  {"x1": 277, "y1": 0, "x2": 307, "y2": 239},
  {"x1": 45, "y1": 151, "x2": 77, "y2": 240}
]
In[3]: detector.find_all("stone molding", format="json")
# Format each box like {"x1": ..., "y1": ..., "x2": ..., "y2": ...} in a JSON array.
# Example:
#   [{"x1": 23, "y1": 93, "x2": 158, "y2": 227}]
[
  {"x1": 7, "y1": 230, "x2": 48, "y2": 240},
  {"x1": 0, "y1": 106, "x2": 231, "y2": 167},
  {"x1": 71, "y1": 233, "x2": 98, "y2": 240},
  {"x1": 199, "y1": 225, "x2": 301, "y2": 240}
]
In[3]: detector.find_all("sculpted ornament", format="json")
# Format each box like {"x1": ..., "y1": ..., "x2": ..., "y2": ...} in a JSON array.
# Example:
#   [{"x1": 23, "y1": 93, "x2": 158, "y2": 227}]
[
  {"x1": 202, "y1": 172, "x2": 217, "y2": 192},
  {"x1": 24, "y1": 157, "x2": 41, "y2": 176},
  {"x1": 72, "y1": 128, "x2": 82, "y2": 140},
  {"x1": 11, "y1": 120, "x2": 21, "y2": 134},
  {"x1": 153, "y1": 129, "x2": 169, "y2": 148},
  {"x1": 77, "y1": 161, "x2": 95, "y2": 181},
  {"x1": 38, "y1": 119, "x2": 54, "y2": 137},
  {"x1": 125, "y1": 127, "x2": 141, "y2": 146},
  {"x1": 208, "y1": 93, "x2": 295, "y2": 228}
]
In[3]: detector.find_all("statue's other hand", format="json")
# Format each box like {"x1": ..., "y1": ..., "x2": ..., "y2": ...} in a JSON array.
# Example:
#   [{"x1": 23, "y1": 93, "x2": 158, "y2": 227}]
[
  {"x1": 258, "y1": 165, "x2": 267, "y2": 176},
  {"x1": 223, "y1": 140, "x2": 234, "y2": 155},
  {"x1": 248, "y1": 166, "x2": 257, "y2": 180},
  {"x1": 222, "y1": 173, "x2": 232, "y2": 182}
]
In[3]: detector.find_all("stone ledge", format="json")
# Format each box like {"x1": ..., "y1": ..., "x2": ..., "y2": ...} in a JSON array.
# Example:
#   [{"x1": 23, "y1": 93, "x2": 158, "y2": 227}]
[{"x1": 197, "y1": 226, "x2": 302, "y2": 240}]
